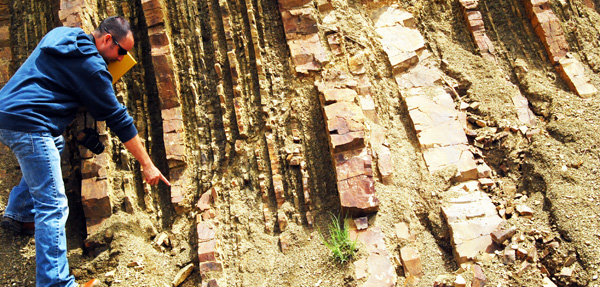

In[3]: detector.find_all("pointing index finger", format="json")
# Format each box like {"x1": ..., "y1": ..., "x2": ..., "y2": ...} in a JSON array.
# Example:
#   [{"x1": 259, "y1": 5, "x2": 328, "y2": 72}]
[{"x1": 160, "y1": 173, "x2": 171, "y2": 186}]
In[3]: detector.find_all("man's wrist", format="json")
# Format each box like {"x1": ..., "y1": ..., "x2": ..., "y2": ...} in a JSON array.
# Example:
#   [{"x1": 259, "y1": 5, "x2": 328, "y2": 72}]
[{"x1": 140, "y1": 160, "x2": 153, "y2": 170}]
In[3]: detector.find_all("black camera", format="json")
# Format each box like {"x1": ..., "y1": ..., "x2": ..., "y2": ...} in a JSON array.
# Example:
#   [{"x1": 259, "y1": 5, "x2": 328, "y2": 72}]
[{"x1": 76, "y1": 128, "x2": 105, "y2": 154}]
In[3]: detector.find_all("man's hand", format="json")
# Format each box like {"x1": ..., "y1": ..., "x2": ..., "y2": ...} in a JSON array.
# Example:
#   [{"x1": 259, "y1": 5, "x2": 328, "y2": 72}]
[
  {"x1": 123, "y1": 134, "x2": 170, "y2": 186},
  {"x1": 142, "y1": 163, "x2": 170, "y2": 186}
]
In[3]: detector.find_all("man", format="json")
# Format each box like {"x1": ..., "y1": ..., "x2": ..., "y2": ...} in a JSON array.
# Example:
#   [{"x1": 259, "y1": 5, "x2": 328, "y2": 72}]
[{"x1": 0, "y1": 16, "x2": 170, "y2": 286}]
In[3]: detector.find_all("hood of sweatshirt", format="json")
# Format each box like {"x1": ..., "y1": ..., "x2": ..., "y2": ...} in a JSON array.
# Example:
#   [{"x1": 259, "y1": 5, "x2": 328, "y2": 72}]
[{"x1": 39, "y1": 26, "x2": 98, "y2": 57}]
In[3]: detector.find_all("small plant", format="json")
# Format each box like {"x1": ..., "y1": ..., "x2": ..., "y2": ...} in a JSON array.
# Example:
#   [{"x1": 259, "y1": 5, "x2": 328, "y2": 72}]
[{"x1": 320, "y1": 213, "x2": 358, "y2": 264}]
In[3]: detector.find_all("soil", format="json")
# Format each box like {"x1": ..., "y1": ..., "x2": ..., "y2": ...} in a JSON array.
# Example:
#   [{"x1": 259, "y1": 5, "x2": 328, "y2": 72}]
[{"x1": 2, "y1": 0, "x2": 600, "y2": 286}]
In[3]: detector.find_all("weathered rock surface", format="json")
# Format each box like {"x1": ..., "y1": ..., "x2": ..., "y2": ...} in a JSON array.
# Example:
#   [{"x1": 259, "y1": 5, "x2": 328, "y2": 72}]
[
  {"x1": 524, "y1": 0, "x2": 597, "y2": 97},
  {"x1": 442, "y1": 182, "x2": 504, "y2": 263},
  {"x1": 459, "y1": 0, "x2": 495, "y2": 60},
  {"x1": 351, "y1": 226, "x2": 397, "y2": 287},
  {"x1": 317, "y1": 72, "x2": 381, "y2": 215},
  {"x1": 406, "y1": 89, "x2": 478, "y2": 180}
]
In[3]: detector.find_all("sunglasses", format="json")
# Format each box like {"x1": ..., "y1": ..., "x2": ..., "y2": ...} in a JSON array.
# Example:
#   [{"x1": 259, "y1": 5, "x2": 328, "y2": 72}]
[{"x1": 103, "y1": 27, "x2": 128, "y2": 55}]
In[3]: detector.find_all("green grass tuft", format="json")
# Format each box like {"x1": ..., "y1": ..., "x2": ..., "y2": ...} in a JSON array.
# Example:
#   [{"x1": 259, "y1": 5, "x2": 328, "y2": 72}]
[{"x1": 320, "y1": 213, "x2": 358, "y2": 265}]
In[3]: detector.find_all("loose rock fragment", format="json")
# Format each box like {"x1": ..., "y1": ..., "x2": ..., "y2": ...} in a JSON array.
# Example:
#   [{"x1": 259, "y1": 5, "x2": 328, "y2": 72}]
[
  {"x1": 472, "y1": 265, "x2": 486, "y2": 287},
  {"x1": 172, "y1": 263, "x2": 194, "y2": 287},
  {"x1": 354, "y1": 216, "x2": 368, "y2": 230},
  {"x1": 400, "y1": 246, "x2": 423, "y2": 277},
  {"x1": 504, "y1": 248, "x2": 516, "y2": 264},
  {"x1": 559, "y1": 266, "x2": 573, "y2": 277},
  {"x1": 491, "y1": 226, "x2": 517, "y2": 245},
  {"x1": 154, "y1": 232, "x2": 170, "y2": 247},
  {"x1": 515, "y1": 205, "x2": 533, "y2": 217},
  {"x1": 454, "y1": 274, "x2": 466, "y2": 287},
  {"x1": 395, "y1": 222, "x2": 415, "y2": 242},
  {"x1": 564, "y1": 254, "x2": 577, "y2": 267},
  {"x1": 127, "y1": 261, "x2": 143, "y2": 267}
]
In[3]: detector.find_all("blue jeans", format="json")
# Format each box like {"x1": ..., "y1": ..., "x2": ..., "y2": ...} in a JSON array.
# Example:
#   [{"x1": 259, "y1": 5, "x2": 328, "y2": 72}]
[{"x1": 0, "y1": 129, "x2": 76, "y2": 287}]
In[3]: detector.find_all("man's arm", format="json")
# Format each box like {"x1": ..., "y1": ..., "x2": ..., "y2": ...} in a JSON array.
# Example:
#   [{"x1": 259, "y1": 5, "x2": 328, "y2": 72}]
[{"x1": 123, "y1": 134, "x2": 170, "y2": 186}]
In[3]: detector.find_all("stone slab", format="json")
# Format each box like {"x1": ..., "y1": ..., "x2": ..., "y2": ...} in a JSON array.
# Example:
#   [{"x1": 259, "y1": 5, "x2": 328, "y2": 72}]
[
  {"x1": 335, "y1": 154, "x2": 372, "y2": 181},
  {"x1": 442, "y1": 190, "x2": 504, "y2": 263},
  {"x1": 281, "y1": 8, "x2": 318, "y2": 35},
  {"x1": 422, "y1": 144, "x2": 478, "y2": 180},
  {"x1": 405, "y1": 90, "x2": 478, "y2": 180},
  {"x1": 81, "y1": 178, "x2": 112, "y2": 220},
  {"x1": 350, "y1": 227, "x2": 396, "y2": 286},
  {"x1": 400, "y1": 246, "x2": 423, "y2": 277},
  {"x1": 395, "y1": 64, "x2": 442, "y2": 89},
  {"x1": 511, "y1": 93, "x2": 537, "y2": 125},
  {"x1": 338, "y1": 174, "x2": 379, "y2": 214},
  {"x1": 557, "y1": 57, "x2": 598, "y2": 98},
  {"x1": 322, "y1": 88, "x2": 358, "y2": 104},
  {"x1": 371, "y1": 6, "x2": 415, "y2": 28},
  {"x1": 524, "y1": 0, "x2": 569, "y2": 63},
  {"x1": 142, "y1": 0, "x2": 165, "y2": 28},
  {"x1": 198, "y1": 239, "x2": 217, "y2": 262}
]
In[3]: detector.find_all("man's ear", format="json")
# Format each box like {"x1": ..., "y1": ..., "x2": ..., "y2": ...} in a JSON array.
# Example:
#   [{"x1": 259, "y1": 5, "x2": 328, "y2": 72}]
[{"x1": 103, "y1": 33, "x2": 112, "y2": 45}]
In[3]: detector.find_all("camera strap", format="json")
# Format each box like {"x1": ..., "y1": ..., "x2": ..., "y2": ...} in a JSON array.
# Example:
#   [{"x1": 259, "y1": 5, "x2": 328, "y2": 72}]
[
  {"x1": 77, "y1": 111, "x2": 105, "y2": 154},
  {"x1": 83, "y1": 111, "x2": 99, "y2": 131}
]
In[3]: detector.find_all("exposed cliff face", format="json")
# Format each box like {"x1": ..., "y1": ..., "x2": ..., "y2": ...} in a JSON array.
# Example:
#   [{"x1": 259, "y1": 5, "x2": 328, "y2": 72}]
[{"x1": 1, "y1": 0, "x2": 600, "y2": 286}]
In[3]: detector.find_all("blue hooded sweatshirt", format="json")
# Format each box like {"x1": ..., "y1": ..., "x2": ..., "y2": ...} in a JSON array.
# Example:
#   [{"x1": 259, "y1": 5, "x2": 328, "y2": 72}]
[{"x1": 0, "y1": 27, "x2": 137, "y2": 142}]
